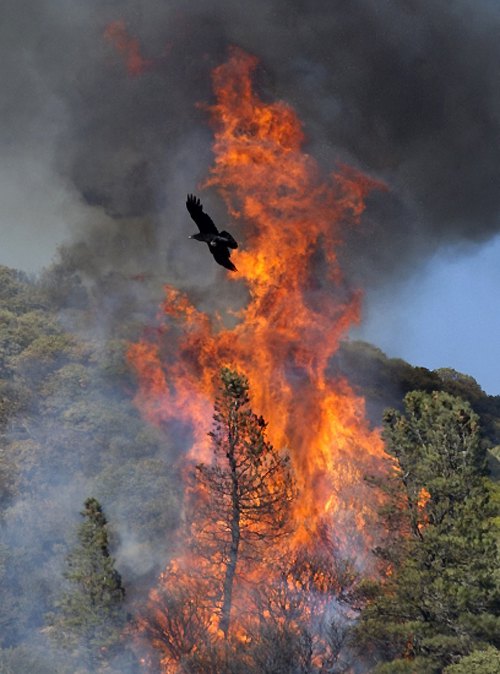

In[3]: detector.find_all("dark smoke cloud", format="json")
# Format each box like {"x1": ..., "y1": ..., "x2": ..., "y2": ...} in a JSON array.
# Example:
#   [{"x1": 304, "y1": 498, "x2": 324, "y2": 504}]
[{"x1": 3, "y1": 0, "x2": 500, "y2": 286}]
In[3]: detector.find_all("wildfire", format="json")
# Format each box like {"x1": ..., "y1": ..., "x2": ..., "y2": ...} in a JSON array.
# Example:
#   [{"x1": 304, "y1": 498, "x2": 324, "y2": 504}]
[
  {"x1": 127, "y1": 46, "x2": 388, "y2": 667},
  {"x1": 129, "y1": 46, "x2": 385, "y2": 548}
]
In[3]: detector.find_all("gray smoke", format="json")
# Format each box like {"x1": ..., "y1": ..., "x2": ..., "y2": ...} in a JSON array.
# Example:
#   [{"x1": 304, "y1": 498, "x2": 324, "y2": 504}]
[{"x1": 2, "y1": 0, "x2": 500, "y2": 289}]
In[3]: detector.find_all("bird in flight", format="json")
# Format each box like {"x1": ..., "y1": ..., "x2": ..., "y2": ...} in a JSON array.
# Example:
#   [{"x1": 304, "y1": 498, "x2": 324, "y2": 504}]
[{"x1": 186, "y1": 194, "x2": 238, "y2": 272}]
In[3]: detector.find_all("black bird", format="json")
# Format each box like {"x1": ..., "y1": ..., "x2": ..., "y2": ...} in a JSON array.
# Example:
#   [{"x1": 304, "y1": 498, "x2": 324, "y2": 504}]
[{"x1": 186, "y1": 194, "x2": 238, "y2": 272}]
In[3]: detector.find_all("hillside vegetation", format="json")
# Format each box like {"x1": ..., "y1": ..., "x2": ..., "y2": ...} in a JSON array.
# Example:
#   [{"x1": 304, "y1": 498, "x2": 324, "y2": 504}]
[{"x1": 0, "y1": 265, "x2": 497, "y2": 672}]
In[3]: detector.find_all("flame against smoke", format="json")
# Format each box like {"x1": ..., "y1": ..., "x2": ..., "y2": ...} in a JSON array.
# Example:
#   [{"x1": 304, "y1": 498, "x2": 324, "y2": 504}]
[
  {"x1": 128, "y1": 46, "x2": 386, "y2": 556},
  {"x1": 104, "y1": 20, "x2": 155, "y2": 77}
]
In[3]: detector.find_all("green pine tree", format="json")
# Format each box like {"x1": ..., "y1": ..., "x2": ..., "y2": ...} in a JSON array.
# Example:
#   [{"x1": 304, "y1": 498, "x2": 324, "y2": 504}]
[
  {"x1": 46, "y1": 498, "x2": 126, "y2": 670},
  {"x1": 443, "y1": 646, "x2": 500, "y2": 673},
  {"x1": 357, "y1": 391, "x2": 499, "y2": 673}
]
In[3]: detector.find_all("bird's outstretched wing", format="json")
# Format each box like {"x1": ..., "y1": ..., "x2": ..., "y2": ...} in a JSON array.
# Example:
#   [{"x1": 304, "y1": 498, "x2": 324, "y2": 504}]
[
  {"x1": 211, "y1": 244, "x2": 237, "y2": 272},
  {"x1": 186, "y1": 194, "x2": 218, "y2": 235}
]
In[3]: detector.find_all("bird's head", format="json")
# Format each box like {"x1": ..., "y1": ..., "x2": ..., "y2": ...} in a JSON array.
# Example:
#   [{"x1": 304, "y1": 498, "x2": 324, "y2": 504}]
[{"x1": 190, "y1": 232, "x2": 213, "y2": 243}]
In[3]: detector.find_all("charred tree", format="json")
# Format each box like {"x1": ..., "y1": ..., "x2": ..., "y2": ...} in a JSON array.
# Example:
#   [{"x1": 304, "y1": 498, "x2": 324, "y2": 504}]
[
  {"x1": 192, "y1": 367, "x2": 295, "y2": 638},
  {"x1": 138, "y1": 577, "x2": 212, "y2": 666}
]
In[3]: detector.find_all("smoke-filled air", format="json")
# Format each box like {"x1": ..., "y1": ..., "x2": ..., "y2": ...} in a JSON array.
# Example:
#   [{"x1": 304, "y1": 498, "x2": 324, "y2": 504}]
[{"x1": 0, "y1": 2, "x2": 499, "y2": 673}]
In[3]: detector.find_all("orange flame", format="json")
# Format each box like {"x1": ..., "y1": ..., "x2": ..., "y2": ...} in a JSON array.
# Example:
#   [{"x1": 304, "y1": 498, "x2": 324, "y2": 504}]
[
  {"x1": 129, "y1": 47, "x2": 386, "y2": 555},
  {"x1": 417, "y1": 487, "x2": 431, "y2": 510},
  {"x1": 104, "y1": 20, "x2": 154, "y2": 77},
  {"x1": 126, "y1": 45, "x2": 392, "y2": 671},
  {"x1": 417, "y1": 487, "x2": 431, "y2": 532}
]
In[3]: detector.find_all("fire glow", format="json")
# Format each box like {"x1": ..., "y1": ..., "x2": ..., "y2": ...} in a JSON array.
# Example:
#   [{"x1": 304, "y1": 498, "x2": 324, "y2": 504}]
[
  {"x1": 127, "y1": 46, "x2": 388, "y2": 663},
  {"x1": 104, "y1": 20, "x2": 154, "y2": 77},
  {"x1": 129, "y1": 46, "x2": 385, "y2": 547}
]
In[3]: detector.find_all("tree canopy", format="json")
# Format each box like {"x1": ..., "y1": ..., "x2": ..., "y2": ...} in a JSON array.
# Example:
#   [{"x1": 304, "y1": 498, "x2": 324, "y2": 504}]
[
  {"x1": 45, "y1": 498, "x2": 126, "y2": 669},
  {"x1": 357, "y1": 391, "x2": 499, "y2": 673}
]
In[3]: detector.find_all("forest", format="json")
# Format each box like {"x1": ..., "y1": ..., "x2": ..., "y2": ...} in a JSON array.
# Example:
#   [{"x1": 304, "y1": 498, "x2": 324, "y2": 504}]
[{"x1": 0, "y1": 262, "x2": 498, "y2": 673}]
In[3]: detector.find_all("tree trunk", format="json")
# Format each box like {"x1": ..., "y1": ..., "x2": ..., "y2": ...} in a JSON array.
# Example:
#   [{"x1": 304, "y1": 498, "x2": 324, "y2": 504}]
[{"x1": 219, "y1": 426, "x2": 241, "y2": 638}]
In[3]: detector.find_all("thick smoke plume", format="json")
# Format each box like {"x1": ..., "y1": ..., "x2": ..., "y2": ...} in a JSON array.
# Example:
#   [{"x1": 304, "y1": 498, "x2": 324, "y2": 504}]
[{"x1": 3, "y1": 0, "x2": 500, "y2": 290}]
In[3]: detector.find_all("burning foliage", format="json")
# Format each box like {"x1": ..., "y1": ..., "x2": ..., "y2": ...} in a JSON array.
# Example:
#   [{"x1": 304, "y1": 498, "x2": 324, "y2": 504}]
[{"x1": 137, "y1": 369, "x2": 361, "y2": 672}]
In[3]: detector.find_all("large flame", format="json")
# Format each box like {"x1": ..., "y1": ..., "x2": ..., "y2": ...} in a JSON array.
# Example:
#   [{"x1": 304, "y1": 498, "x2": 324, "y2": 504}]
[
  {"x1": 126, "y1": 44, "x2": 390, "y2": 671},
  {"x1": 129, "y1": 47, "x2": 385, "y2": 554}
]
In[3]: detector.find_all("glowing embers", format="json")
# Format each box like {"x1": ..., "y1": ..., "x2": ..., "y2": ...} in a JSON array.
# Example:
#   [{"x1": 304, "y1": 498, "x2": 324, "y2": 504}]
[{"x1": 417, "y1": 487, "x2": 431, "y2": 532}]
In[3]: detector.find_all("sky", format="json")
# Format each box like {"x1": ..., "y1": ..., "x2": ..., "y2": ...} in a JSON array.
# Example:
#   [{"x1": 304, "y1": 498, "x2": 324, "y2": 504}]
[
  {"x1": 1, "y1": 0, "x2": 500, "y2": 395},
  {"x1": 355, "y1": 236, "x2": 500, "y2": 395},
  {"x1": 0, "y1": 152, "x2": 72, "y2": 272}
]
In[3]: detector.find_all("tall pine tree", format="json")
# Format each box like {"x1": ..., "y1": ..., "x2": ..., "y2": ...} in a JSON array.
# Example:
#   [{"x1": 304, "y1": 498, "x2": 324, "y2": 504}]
[
  {"x1": 46, "y1": 498, "x2": 126, "y2": 670},
  {"x1": 193, "y1": 367, "x2": 295, "y2": 638},
  {"x1": 140, "y1": 367, "x2": 295, "y2": 670},
  {"x1": 357, "y1": 391, "x2": 499, "y2": 673}
]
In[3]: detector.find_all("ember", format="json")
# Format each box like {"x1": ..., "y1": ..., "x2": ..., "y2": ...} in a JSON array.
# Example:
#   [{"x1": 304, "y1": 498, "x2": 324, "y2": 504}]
[{"x1": 104, "y1": 20, "x2": 154, "y2": 77}]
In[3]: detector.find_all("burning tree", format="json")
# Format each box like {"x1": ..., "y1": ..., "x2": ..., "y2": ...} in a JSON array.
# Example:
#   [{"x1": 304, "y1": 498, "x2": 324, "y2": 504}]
[
  {"x1": 139, "y1": 369, "x2": 366, "y2": 673},
  {"x1": 128, "y1": 45, "x2": 389, "y2": 673},
  {"x1": 192, "y1": 367, "x2": 295, "y2": 638},
  {"x1": 139, "y1": 367, "x2": 295, "y2": 669}
]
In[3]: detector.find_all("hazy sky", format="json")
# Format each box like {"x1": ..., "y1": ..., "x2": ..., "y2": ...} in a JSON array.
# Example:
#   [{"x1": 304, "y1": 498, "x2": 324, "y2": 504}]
[
  {"x1": 0, "y1": 153, "x2": 72, "y2": 272},
  {"x1": 355, "y1": 236, "x2": 500, "y2": 395},
  {"x1": 1, "y1": 0, "x2": 499, "y2": 395}
]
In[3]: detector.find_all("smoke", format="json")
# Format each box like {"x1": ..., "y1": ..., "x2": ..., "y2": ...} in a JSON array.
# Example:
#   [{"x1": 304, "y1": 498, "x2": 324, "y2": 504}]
[{"x1": 3, "y1": 0, "x2": 500, "y2": 288}]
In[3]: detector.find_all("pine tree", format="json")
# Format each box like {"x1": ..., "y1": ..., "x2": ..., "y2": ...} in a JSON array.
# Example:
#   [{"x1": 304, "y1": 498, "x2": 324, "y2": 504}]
[
  {"x1": 357, "y1": 391, "x2": 499, "y2": 673},
  {"x1": 144, "y1": 366, "x2": 296, "y2": 665},
  {"x1": 443, "y1": 647, "x2": 500, "y2": 673},
  {"x1": 46, "y1": 497, "x2": 126, "y2": 669},
  {"x1": 193, "y1": 368, "x2": 295, "y2": 638}
]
